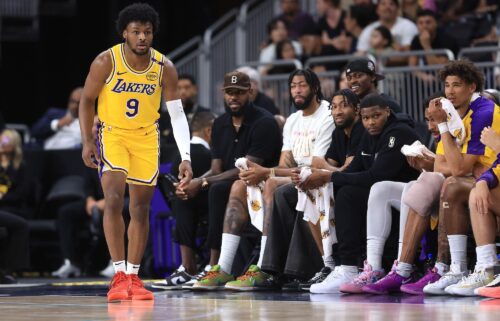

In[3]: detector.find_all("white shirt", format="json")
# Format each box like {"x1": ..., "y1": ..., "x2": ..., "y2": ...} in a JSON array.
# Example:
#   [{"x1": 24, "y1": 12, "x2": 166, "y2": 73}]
[
  {"x1": 258, "y1": 41, "x2": 303, "y2": 73},
  {"x1": 357, "y1": 17, "x2": 418, "y2": 52},
  {"x1": 190, "y1": 136, "x2": 210, "y2": 150},
  {"x1": 44, "y1": 119, "x2": 82, "y2": 150},
  {"x1": 282, "y1": 100, "x2": 334, "y2": 167}
]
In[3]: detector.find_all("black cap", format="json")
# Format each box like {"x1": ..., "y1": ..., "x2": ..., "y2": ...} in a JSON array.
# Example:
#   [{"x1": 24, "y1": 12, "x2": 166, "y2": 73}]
[
  {"x1": 345, "y1": 58, "x2": 385, "y2": 81},
  {"x1": 222, "y1": 71, "x2": 251, "y2": 90}
]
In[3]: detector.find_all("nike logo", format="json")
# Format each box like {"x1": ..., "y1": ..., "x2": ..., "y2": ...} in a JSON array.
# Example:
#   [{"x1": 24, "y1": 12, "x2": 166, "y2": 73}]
[
  {"x1": 117, "y1": 71, "x2": 127, "y2": 75},
  {"x1": 401, "y1": 278, "x2": 412, "y2": 284},
  {"x1": 361, "y1": 151, "x2": 372, "y2": 156},
  {"x1": 171, "y1": 276, "x2": 186, "y2": 285}
]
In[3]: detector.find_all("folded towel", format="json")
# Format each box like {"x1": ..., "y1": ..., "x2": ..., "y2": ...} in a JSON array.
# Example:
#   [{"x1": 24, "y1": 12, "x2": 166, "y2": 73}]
[
  {"x1": 401, "y1": 140, "x2": 436, "y2": 158},
  {"x1": 441, "y1": 97, "x2": 465, "y2": 145},
  {"x1": 295, "y1": 167, "x2": 337, "y2": 256},
  {"x1": 235, "y1": 157, "x2": 265, "y2": 232}
]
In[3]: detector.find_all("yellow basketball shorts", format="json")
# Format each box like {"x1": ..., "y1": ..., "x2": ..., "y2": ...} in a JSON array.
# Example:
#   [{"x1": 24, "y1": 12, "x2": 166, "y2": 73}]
[{"x1": 97, "y1": 122, "x2": 159, "y2": 186}]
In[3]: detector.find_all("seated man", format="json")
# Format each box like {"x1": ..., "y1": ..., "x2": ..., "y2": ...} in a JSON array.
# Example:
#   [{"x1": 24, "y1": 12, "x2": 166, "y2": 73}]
[
  {"x1": 339, "y1": 93, "x2": 443, "y2": 293},
  {"x1": 191, "y1": 69, "x2": 334, "y2": 290},
  {"x1": 31, "y1": 87, "x2": 83, "y2": 150},
  {"x1": 160, "y1": 71, "x2": 281, "y2": 289},
  {"x1": 299, "y1": 93, "x2": 420, "y2": 294}
]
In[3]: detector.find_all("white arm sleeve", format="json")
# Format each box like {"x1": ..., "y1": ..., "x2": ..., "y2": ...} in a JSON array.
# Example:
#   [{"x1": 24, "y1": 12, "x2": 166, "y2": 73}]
[{"x1": 165, "y1": 99, "x2": 191, "y2": 162}]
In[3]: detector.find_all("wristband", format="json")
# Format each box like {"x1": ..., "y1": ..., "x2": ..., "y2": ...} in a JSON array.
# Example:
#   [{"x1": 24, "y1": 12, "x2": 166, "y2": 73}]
[
  {"x1": 438, "y1": 122, "x2": 449, "y2": 134},
  {"x1": 269, "y1": 167, "x2": 275, "y2": 178}
]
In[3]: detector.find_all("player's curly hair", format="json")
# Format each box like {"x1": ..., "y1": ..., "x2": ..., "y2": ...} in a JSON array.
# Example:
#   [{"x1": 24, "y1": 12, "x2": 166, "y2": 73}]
[
  {"x1": 438, "y1": 59, "x2": 484, "y2": 92},
  {"x1": 332, "y1": 89, "x2": 360, "y2": 110},
  {"x1": 288, "y1": 69, "x2": 324, "y2": 103},
  {"x1": 116, "y1": 3, "x2": 160, "y2": 35}
]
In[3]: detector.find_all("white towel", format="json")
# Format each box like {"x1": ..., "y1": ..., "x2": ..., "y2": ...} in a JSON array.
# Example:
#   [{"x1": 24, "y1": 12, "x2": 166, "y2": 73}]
[
  {"x1": 441, "y1": 97, "x2": 465, "y2": 145},
  {"x1": 295, "y1": 167, "x2": 337, "y2": 256},
  {"x1": 235, "y1": 157, "x2": 265, "y2": 232},
  {"x1": 401, "y1": 140, "x2": 436, "y2": 158}
]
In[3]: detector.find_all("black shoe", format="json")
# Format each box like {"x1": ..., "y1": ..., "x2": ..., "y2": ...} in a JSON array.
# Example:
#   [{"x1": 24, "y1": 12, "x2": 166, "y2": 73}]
[
  {"x1": 0, "y1": 272, "x2": 17, "y2": 284},
  {"x1": 282, "y1": 278, "x2": 305, "y2": 291},
  {"x1": 151, "y1": 265, "x2": 193, "y2": 290},
  {"x1": 299, "y1": 266, "x2": 332, "y2": 291}
]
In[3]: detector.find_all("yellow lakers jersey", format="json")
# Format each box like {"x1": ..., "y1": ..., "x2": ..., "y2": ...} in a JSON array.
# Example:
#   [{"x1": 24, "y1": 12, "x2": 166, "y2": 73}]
[
  {"x1": 461, "y1": 96, "x2": 500, "y2": 168},
  {"x1": 98, "y1": 43, "x2": 164, "y2": 129}
]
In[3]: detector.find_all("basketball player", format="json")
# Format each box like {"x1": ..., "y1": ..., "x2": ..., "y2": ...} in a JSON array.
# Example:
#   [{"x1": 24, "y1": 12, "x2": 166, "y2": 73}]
[{"x1": 79, "y1": 3, "x2": 193, "y2": 302}]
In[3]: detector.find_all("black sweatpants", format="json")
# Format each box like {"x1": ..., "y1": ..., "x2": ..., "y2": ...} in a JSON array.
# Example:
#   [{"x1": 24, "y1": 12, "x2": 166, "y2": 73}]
[
  {"x1": 261, "y1": 183, "x2": 323, "y2": 279},
  {"x1": 0, "y1": 210, "x2": 30, "y2": 270},
  {"x1": 334, "y1": 185, "x2": 370, "y2": 266},
  {"x1": 206, "y1": 180, "x2": 233, "y2": 250},
  {"x1": 57, "y1": 200, "x2": 88, "y2": 263}
]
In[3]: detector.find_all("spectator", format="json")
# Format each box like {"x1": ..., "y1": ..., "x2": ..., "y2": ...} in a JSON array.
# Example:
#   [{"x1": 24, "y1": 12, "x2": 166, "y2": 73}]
[
  {"x1": 31, "y1": 87, "x2": 83, "y2": 150},
  {"x1": 236, "y1": 66, "x2": 280, "y2": 115},
  {"x1": 159, "y1": 74, "x2": 210, "y2": 144},
  {"x1": 267, "y1": 40, "x2": 299, "y2": 75},
  {"x1": 259, "y1": 18, "x2": 302, "y2": 75},
  {"x1": 317, "y1": 0, "x2": 346, "y2": 55},
  {"x1": 409, "y1": 10, "x2": 458, "y2": 66},
  {"x1": 356, "y1": 0, "x2": 418, "y2": 55},
  {"x1": 0, "y1": 129, "x2": 30, "y2": 283},
  {"x1": 276, "y1": 0, "x2": 316, "y2": 39},
  {"x1": 299, "y1": 20, "x2": 338, "y2": 71},
  {"x1": 368, "y1": 25, "x2": 394, "y2": 57},
  {"x1": 338, "y1": 70, "x2": 349, "y2": 90},
  {"x1": 401, "y1": 0, "x2": 422, "y2": 22},
  {"x1": 343, "y1": 5, "x2": 376, "y2": 54}
]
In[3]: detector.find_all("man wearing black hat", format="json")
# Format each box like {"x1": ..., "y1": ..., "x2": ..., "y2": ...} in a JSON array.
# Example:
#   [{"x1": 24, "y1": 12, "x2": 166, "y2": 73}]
[
  {"x1": 345, "y1": 57, "x2": 402, "y2": 113},
  {"x1": 155, "y1": 71, "x2": 281, "y2": 289}
]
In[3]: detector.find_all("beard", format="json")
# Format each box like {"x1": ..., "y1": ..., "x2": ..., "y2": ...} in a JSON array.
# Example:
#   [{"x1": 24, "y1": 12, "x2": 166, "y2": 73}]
[
  {"x1": 126, "y1": 38, "x2": 149, "y2": 56},
  {"x1": 335, "y1": 116, "x2": 355, "y2": 130},
  {"x1": 224, "y1": 100, "x2": 250, "y2": 117},
  {"x1": 293, "y1": 92, "x2": 314, "y2": 110}
]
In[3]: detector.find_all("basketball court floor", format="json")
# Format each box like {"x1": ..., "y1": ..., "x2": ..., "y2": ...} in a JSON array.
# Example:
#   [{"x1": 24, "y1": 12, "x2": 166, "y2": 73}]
[{"x1": 1, "y1": 279, "x2": 500, "y2": 321}]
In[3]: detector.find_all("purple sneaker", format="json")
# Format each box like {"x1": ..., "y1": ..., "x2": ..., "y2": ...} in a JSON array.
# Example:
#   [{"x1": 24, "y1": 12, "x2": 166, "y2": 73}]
[
  {"x1": 400, "y1": 268, "x2": 441, "y2": 295},
  {"x1": 339, "y1": 261, "x2": 385, "y2": 294},
  {"x1": 362, "y1": 271, "x2": 412, "y2": 295}
]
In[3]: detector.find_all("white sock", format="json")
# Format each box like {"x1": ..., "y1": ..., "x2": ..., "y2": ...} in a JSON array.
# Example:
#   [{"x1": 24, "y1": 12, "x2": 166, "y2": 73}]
[
  {"x1": 218, "y1": 233, "x2": 240, "y2": 274},
  {"x1": 397, "y1": 241, "x2": 403, "y2": 261},
  {"x1": 322, "y1": 255, "x2": 336, "y2": 270},
  {"x1": 126, "y1": 261, "x2": 140, "y2": 275},
  {"x1": 434, "y1": 262, "x2": 449, "y2": 276},
  {"x1": 113, "y1": 260, "x2": 126, "y2": 273},
  {"x1": 448, "y1": 234, "x2": 467, "y2": 273},
  {"x1": 367, "y1": 237, "x2": 385, "y2": 271},
  {"x1": 475, "y1": 244, "x2": 498, "y2": 270},
  {"x1": 257, "y1": 236, "x2": 267, "y2": 268},
  {"x1": 341, "y1": 265, "x2": 358, "y2": 274},
  {"x1": 396, "y1": 261, "x2": 413, "y2": 278}
]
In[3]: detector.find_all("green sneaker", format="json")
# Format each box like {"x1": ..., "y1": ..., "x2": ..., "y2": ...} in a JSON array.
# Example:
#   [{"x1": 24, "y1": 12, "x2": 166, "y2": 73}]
[
  {"x1": 191, "y1": 265, "x2": 234, "y2": 290},
  {"x1": 225, "y1": 265, "x2": 276, "y2": 291}
]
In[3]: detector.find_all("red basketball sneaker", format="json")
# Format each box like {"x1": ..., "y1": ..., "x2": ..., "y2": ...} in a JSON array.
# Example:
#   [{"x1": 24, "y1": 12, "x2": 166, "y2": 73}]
[
  {"x1": 107, "y1": 272, "x2": 130, "y2": 302},
  {"x1": 129, "y1": 274, "x2": 154, "y2": 300}
]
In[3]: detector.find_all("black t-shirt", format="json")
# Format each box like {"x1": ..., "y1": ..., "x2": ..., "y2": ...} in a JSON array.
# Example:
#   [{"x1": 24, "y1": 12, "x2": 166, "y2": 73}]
[
  {"x1": 254, "y1": 92, "x2": 280, "y2": 115},
  {"x1": 317, "y1": 10, "x2": 346, "y2": 39},
  {"x1": 159, "y1": 104, "x2": 211, "y2": 144},
  {"x1": 410, "y1": 30, "x2": 459, "y2": 59},
  {"x1": 325, "y1": 120, "x2": 364, "y2": 166},
  {"x1": 211, "y1": 104, "x2": 282, "y2": 171}
]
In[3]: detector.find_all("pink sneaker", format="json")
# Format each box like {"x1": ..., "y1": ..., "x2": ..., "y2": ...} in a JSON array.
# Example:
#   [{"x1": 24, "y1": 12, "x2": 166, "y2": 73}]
[
  {"x1": 400, "y1": 268, "x2": 441, "y2": 295},
  {"x1": 339, "y1": 261, "x2": 385, "y2": 294}
]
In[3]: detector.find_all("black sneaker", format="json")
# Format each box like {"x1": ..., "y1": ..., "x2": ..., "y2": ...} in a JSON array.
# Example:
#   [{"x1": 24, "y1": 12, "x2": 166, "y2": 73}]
[
  {"x1": 152, "y1": 265, "x2": 193, "y2": 290},
  {"x1": 182, "y1": 265, "x2": 212, "y2": 289},
  {"x1": 299, "y1": 266, "x2": 332, "y2": 291},
  {"x1": 282, "y1": 278, "x2": 305, "y2": 291}
]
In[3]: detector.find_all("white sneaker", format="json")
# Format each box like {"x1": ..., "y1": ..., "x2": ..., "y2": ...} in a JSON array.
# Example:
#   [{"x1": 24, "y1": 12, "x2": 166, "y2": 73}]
[
  {"x1": 445, "y1": 268, "x2": 495, "y2": 296},
  {"x1": 310, "y1": 266, "x2": 358, "y2": 294},
  {"x1": 423, "y1": 271, "x2": 467, "y2": 295},
  {"x1": 182, "y1": 265, "x2": 212, "y2": 289},
  {"x1": 99, "y1": 260, "x2": 114, "y2": 278},
  {"x1": 51, "y1": 259, "x2": 81, "y2": 278}
]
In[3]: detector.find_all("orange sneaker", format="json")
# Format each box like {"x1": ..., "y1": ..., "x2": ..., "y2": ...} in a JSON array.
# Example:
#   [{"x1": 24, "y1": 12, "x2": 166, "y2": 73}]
[
  {"x1": 107, "y1": 271, "x2": 130, "y2": 302},
  {"x1": 129, "y1": 274, "x2": 154, "y2": 300}
]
